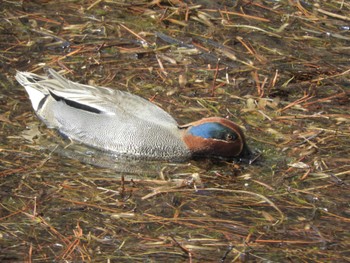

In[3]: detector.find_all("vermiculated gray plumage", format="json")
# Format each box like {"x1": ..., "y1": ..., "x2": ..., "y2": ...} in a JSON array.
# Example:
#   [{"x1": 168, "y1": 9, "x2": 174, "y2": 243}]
[{"x1": 16, "y1": 69, "x2": 191, "y2": 160}]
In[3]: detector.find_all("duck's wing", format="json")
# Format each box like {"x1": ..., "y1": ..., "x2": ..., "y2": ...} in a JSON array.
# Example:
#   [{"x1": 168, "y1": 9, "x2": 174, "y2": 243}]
[{"x1": 15, "y1": 69, "x2": 178, "y2": 127}]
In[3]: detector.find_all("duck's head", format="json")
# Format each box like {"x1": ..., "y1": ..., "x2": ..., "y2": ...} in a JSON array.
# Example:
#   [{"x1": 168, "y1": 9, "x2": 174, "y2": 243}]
[{"x1": 181, "y1": 117, "x2": 251, "y2": 160}]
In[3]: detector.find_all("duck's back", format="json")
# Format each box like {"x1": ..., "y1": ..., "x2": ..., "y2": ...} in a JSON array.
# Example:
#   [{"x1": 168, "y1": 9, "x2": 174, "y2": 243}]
[{"x1": 16, "y1": 69, "x2": 191, "y2": 160}]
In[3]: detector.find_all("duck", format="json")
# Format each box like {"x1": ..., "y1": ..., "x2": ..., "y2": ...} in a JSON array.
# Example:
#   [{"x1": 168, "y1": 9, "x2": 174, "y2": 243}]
[{"x1": 15, "y1": 68, "x2": 251, "y2": 161}]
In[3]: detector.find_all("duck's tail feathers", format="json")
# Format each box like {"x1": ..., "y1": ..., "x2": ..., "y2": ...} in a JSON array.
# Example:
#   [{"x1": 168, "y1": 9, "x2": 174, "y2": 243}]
[{"x1": 15, "y1": 71, "x2": 49, "y2": 111}]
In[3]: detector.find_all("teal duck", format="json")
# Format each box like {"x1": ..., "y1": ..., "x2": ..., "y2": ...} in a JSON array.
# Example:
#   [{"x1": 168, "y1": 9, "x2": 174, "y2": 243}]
[{"x1": 16, "y1": 69, "x2": 250, "y2": 161}]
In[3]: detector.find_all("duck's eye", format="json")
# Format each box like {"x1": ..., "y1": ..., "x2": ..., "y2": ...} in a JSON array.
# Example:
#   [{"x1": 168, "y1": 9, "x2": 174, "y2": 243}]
[{"x1": 226, "y1": 133, "x2": 237, "y2": 141}]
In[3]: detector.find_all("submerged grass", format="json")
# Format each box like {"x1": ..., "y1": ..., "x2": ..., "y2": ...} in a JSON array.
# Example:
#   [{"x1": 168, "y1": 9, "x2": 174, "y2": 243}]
[{"x1": 1, "y1": 0, "x2": 349, "y2": 262}]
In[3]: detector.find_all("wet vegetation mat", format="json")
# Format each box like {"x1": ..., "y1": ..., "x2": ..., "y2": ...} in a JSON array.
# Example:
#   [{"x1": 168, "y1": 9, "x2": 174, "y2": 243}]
[{"x1": 1, "y1": 0, "x2": 349, "y2": 262}]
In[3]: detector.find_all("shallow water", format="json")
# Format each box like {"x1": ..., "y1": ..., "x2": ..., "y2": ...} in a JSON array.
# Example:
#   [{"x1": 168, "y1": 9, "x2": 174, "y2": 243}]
[{"x1": 1, "y1": 1, "x2": 350, "y2": 262}]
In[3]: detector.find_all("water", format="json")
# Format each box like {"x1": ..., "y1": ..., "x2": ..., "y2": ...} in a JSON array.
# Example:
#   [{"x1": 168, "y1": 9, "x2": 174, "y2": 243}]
[{"x1": 1, "y1": 1, "x2": 349, "y2": 262}]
